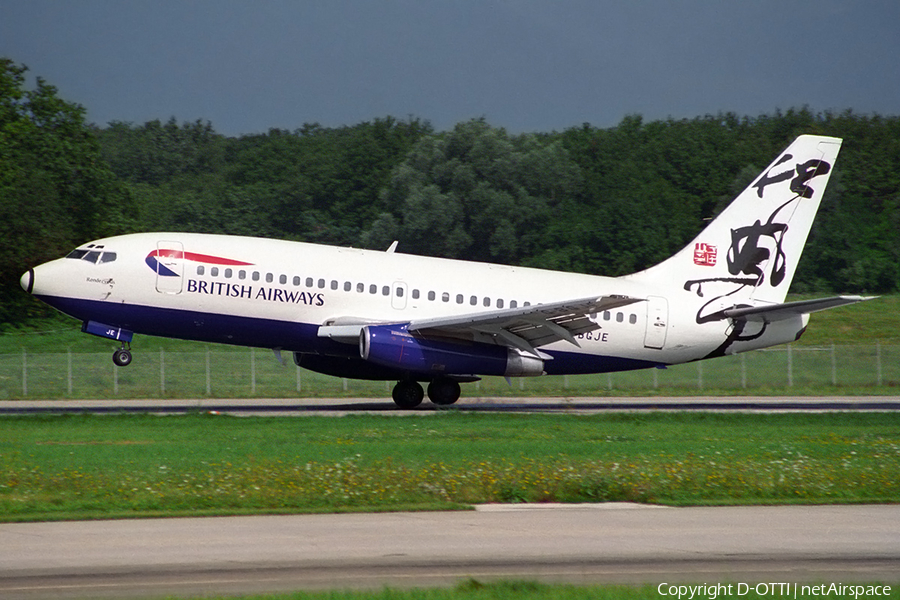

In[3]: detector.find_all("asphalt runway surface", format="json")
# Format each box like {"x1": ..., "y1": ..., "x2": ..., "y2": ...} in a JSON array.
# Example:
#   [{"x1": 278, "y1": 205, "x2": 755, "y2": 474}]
[
  {"x1": 1, "y1": 395, "x2": 899, "y2": 416},
  {"x1": 2, "y1": 504, "x2": 899, "y2": 599}
]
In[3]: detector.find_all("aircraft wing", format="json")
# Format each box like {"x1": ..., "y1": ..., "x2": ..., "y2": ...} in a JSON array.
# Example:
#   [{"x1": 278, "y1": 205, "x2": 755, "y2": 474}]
[
  {"x1": 318, "y1": 295, "x2": 643, "y2": 355},
  {"x1": 724, "y1": 295, "x2": 873, "y2": 323},
  {"x1": 407, "y1": 295, "x2": 643, "y2": 355}
]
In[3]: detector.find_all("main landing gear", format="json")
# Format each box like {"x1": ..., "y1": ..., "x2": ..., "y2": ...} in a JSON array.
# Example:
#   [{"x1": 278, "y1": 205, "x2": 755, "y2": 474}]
[
  {"x1": 112, "y1": 343, "x2": 132, "y2": 367},
  {"x1": 391, "y1": 377, "x2": 461, "y2": 409}
]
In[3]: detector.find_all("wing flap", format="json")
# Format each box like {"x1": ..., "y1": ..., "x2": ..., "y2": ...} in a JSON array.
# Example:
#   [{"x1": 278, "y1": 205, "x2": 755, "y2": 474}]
[{"x1": 409, "y1": 294, "x2": 643, "y2": 354}]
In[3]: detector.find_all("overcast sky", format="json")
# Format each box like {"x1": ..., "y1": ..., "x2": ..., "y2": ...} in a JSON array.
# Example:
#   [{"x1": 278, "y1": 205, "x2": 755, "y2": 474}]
[{"x1": 2, "y1": 1, "x2": 898, "y2": 137}]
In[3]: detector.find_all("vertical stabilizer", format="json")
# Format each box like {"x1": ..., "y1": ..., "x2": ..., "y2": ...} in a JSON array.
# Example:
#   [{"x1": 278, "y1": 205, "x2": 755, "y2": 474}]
[{"x1": 631, "y1": 135, "x2": 842, "y2": 305}]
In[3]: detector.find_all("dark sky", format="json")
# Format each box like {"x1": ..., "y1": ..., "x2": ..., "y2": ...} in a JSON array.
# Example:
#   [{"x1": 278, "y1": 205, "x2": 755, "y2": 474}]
[{"x1": 2, "y1": 0, "x2": 898, "y2": 136}]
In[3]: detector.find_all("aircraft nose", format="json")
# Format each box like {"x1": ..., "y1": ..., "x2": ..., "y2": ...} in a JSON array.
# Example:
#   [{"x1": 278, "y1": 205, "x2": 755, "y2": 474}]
[{"x1": 20, "y1": 269, "x2": 34, "y2": 295}]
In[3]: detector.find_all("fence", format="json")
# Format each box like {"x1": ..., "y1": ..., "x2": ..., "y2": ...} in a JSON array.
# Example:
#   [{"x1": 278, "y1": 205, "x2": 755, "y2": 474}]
[{"x1": 0, "y1": 344, "x2": 897, "y2": 400}]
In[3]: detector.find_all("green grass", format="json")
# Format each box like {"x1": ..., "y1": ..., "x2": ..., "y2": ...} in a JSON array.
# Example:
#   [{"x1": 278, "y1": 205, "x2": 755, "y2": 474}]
[
  {"x1": 793, "y1": 294, "x2": 900, "y2": 346},
  {"x1": 154, "y1": 580, "x2": 900, "y2": 600},
  {"x1": 1, "y1": 412, "x2": 898, "y2": 522},
  {"x1": 2, "y1": 343, "x2": 898, "y2": 399}
]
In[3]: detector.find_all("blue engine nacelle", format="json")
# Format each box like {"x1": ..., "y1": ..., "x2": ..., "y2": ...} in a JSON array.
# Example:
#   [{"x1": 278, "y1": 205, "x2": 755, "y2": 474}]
[{"x1": 360, "y1": 324, "x2": 545, "y2": 378}]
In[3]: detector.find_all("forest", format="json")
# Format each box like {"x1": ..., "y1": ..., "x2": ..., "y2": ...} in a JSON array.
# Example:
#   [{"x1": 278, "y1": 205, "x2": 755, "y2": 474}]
[{"x1": 2, "y1": 58, "x2": 899, "y2": 325}]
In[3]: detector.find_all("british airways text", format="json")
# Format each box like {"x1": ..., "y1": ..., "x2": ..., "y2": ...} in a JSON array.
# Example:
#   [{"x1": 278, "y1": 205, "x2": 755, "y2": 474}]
[{"x1": 186, "y1": 279, "x2": 325, "y2": 306}]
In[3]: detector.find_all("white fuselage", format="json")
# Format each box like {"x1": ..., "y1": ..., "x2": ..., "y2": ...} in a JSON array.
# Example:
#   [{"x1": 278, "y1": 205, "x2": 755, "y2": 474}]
[{"x1": 25, "y1": 231, "x2": 807, "y2": 377}]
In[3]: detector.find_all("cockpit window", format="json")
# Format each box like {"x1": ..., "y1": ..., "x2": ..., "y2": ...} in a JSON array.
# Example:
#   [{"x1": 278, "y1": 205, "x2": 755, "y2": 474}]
[{"x1": 66, "y1": 249, "x2": 117, "y2": 263}]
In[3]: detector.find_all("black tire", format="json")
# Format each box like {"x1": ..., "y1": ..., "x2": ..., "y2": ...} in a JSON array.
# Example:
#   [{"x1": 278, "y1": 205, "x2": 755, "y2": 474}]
[
  {"x1": 392, "y1": 380, "x2": 424, "y2": 409},
  {"x1": 112, "y1": 349, "x2": 133, "y2": 367},
  {"x1": 427, "y1": 378, "x2": 461, "y2": 406}
]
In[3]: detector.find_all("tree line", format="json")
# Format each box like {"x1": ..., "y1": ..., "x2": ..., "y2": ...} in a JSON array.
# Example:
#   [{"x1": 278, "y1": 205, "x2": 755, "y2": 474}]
[{"x1": 2, "y1": 58, "x2": 898, "y2": 325}]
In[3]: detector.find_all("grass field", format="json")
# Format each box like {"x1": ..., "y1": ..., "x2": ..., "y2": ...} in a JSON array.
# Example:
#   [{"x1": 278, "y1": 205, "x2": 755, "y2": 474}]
[
  {"x1": 142, "y1": 581, "x2": 900, "y2": 600},
  {"x1": 1, "y1": 342, "x2": 898, "y2": 399},
  {"x1": 2, "y1": 411, "x2": 898, "y2": 522}
]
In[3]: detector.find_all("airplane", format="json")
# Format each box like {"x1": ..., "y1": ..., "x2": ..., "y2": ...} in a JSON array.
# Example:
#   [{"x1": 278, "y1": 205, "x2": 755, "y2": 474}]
[{"x1": 20, "y1": 135, "x2": 870, "y2": 408}]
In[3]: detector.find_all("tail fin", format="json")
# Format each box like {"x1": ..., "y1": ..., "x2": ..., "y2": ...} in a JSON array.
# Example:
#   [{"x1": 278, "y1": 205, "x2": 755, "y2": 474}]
[{"x1": 631, "y1": 135, "x2": 842, "y2": 304}]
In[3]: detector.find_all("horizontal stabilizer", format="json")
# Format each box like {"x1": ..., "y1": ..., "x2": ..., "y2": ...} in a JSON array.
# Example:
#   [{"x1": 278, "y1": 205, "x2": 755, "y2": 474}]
[{"x1": 724, "y1": 295, "x2": 874, "y2": 323}]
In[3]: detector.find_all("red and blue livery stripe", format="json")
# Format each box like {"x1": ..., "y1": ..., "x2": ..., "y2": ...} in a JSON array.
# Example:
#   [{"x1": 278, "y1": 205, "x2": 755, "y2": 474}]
[{"x1": 146, "y1": 250, "x2": 254, "y2": 277}]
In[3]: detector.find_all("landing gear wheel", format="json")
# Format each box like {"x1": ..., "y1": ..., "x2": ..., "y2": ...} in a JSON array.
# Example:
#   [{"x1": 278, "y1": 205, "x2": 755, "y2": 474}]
[
  {"x1": 392, "y1": 380, "x2": 424, "y2": 409},
  {"x1": 112, "y1": 348, "x2": 132, "y2": 367},
  {"x1": 427, "y1": 378, "x2": 461, "y2": 406}
]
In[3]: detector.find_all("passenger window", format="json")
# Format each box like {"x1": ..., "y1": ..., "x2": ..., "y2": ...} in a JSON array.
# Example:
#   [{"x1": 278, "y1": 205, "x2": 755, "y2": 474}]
[
  {"x1": 455, "y1": 294, "x2": 463, "y2": 304},
  {"x1": 442, "y1": 292, "x2": 450, "y2": 302},
  {"x1": 396, "y1": 287, "x2": 404, "y2": 297},
  {"x1": 412, "y1": 289, "x2": 420, "y2": 299},
  {"x1": 382, "y1": 286, "x2": 390, "y2": 296},
  {"x1": 629, "y1": 314, "x2": 637, "y2": 325},
  {"x1": 616, "y1": 312, "x2": 624, "y2": 323},
  {"x1": 331, "y1": 280, "x2": 338, "y2": 290},
  {"x1": 239, "y1": 270, "x2": 246, "y2": 280},
  {"x1": 318, "y1": 279, "x2": 325, "y2": 289},
  {"x1": 344, "y1": 281, "x2": 351, "y2": 292},
  {"x1": 293, "y1": 276, "x2": 301, "y2": 286},
  {"x1": 197, "y1": 266, "x2": 205, "y2": 275},
  {"x1": 483, "y1": 297, "x2": 491, "y2": 307},
  {"x1": 497, "y1": 299, "x2": 504, "y2": 309},
  {"x1": 224, "y1": 268, "x2": 232, "y2": 278},
  {"x1": 510, "y1": 300, "x2": 518, "y2": 308},
  {"x1": 428, "y1": 291, "x2": 436, "y2": 301},
  {"x1": 603, "y1": 311, "x2": 611, "y2": 321},
  {"x1": 524, "y1": 302, "x2": 531, "y2": 307},
  {"x1": 470, "y1": 295, "x2": 477, "y2": 306},
  {"x1": 357, "y1": 283, "x2": 364, "y2": 293},
  {"x1": 252, "y1": 272, "x2": 260, "y2": 281},
  {"x1": 266, "y1": 273, "x2": 273, "y2": 283},
  {"x1": 306, "y1": 277, "x2": 314, "y2": 287},
  {"x1": 370, "y1": 284, "x2": 377, "y2": 294},
  {"x1": 211, "y1": 267, "x2": 219, "y2": 277},
  {"x1": 279, "y1": 274, "x2": 287, "y2": 285}
]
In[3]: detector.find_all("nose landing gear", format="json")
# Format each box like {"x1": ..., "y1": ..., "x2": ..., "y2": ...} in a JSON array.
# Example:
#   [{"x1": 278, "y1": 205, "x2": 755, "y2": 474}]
[{"x1": 113, "y1": 343, "x2": 132, "y2": 367}]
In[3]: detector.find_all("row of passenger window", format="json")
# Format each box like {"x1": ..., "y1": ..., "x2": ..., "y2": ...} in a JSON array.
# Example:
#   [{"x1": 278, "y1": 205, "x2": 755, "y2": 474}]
[
  {"x1": 600, "y1": 311, "x2": 638, "y2": 325},
  {"x1": 194, "y1": 265, "x2": 640, "y2": 324},
  {"x1": 195, "y1": 265, "x2": 531, "y2": 309}
]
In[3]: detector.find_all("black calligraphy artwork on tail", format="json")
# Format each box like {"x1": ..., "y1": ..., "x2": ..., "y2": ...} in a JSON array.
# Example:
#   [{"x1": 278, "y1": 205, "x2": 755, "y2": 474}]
[{"x1": 684, "y1": 154, "x2": 832, "y2": 358}]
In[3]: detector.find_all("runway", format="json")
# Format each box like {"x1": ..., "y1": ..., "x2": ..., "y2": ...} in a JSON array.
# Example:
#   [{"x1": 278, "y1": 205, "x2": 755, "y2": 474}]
[
  {"x1": 2, "y1": 504, "x2": 899, "y2": 599},
  {"x1": 1, "y1": 395, "x2": 899, "y2": 416}
]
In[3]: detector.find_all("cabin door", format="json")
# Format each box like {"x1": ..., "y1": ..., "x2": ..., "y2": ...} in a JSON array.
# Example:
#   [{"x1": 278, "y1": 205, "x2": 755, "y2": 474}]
[
  {"x1": 154, "y1": 241, "x2": 185, "y2": 294},
  {"x1": 643, "y1": 296, "x2": 668, "y2": 349}
]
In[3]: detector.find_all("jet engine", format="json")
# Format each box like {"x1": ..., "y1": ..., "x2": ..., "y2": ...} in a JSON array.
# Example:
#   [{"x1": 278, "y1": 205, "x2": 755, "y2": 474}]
[{"x1": 360, "y1": 324, "x2": 545, "y2": 378}]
